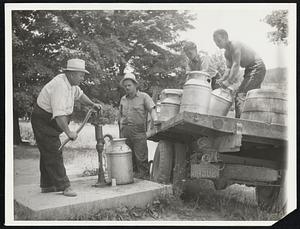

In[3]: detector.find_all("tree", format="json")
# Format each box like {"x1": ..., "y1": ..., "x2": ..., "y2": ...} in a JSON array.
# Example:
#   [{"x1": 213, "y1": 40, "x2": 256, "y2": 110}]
[
  {"x1": 263, "y1": 10, "x2": 288, "y2": 45},
  {"x1": 12, "y1": 10, "x2": 196, "y2": 144}
]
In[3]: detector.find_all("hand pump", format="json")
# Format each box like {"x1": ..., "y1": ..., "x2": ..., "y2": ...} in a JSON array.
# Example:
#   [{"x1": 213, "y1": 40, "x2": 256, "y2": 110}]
[{"x1": 91, "y1": 110, "x2": 107, "y2": 187}]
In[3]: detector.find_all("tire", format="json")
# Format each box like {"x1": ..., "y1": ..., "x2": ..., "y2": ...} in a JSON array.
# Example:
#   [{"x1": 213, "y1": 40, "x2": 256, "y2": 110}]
[
  {"x1": 172, "y1": 143, "x2": 189, "y2": 196},
  {"x1": 255, "y1": 171, "x2": 286, "y2": 213},
  {"x1": 150, "y1": 140, "x2": 174, "y2": 184}
]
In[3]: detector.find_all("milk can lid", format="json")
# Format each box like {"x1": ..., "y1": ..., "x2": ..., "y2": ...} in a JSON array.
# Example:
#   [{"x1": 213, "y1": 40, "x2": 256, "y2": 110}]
[
  {"x1": 161, "y1": 89, "x2": 183, "y2": 95},
  {"x1": 187, "y1": 71, "x2": 211, "y2": 77}
]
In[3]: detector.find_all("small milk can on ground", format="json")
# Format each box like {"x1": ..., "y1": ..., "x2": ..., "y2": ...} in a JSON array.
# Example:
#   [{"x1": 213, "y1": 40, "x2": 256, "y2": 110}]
[
  {"x1": 240, "y1": 89, "x2": 287, "y2": 125},
  {"x1": 106, "y1": 138, "x2": 134, "y2": 185},
  {"x1": 180, "y1": 71, "x2": 212, "y2": 114},
  {"x1": 159, "y1": 89, "x2": 183, "y2": 122},
  {"x1": 208, "y1": 88, "x2": 233, "y2": 116}
]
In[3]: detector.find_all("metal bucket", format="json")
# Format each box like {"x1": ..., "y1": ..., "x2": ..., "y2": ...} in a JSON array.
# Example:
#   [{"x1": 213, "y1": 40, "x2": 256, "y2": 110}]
[
  {"x1": 180, "y1": 71, "x2": 212, "y2": 114},
  {"x1": 208, "y1": 88, "x2": 233, "y2": 116},
  {"x1": 159, "y1": 89, "x2": 183, "y2": 121},
  {"x1": 106, "y1": 138, "x2": 134, "y2": 185},
  {"x1": 240, "y1": 89, "x2": 287, "y2": 125}
]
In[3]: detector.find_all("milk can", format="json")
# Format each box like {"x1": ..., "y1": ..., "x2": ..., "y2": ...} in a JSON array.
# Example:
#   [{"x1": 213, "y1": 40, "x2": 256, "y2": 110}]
[
  {"x1": 105, "y1": 138, "x2": 134, "y2": 185},
  {"x1": 180, "y1": 71, "x2": 212, "y2": 114},
  {"x1": 208, "y1": 88, "x2": 233, "y2": 116},
  {"x1": 159, "y1": 89, "x2": 183, "y2": 121}
]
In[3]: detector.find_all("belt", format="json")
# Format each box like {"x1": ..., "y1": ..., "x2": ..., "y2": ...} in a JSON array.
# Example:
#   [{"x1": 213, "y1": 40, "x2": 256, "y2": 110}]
[{"x1": 33, "y1": 104, "x2": 53, "y2": 120}]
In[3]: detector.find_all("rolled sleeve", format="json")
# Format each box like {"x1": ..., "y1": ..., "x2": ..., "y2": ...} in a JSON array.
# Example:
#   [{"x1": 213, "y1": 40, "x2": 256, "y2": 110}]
[
  {"x1": 144, "y1": 94, "x2": 155, "y2": 112},
  {"x1": 74, "y1": 86, "x2": 83, "y2": 100}
]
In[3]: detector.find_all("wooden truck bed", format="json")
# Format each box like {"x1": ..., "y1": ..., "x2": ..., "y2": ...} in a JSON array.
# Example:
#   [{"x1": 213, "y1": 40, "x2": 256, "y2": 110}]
[{"x1": 147, "y1": 111, "x2": 287, "y2": 148}]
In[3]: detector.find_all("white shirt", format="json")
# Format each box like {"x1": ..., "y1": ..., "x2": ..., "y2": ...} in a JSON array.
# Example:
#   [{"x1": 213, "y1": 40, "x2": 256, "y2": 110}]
[{"x1": 37, "y1": 73, "x2": 83, "y2": 118}]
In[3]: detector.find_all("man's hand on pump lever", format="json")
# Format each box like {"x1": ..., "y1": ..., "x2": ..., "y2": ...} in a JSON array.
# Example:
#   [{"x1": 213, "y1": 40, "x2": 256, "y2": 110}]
[
  {"x1": 92, "y1": 103, "x2": 103, "y2": 111},
  {"x1": 66, "y1": 130, "x2": 78, "y2": 141},
  {"x1": 66, "y1": 103, "x2": 102, "y2": 142}
]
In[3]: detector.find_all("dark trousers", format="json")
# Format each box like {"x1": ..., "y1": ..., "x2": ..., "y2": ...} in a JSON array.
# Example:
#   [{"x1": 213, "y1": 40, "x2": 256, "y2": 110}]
[
  {"x1": 235, "y1": 59, "x2": 266, "y2": 118},
  {"x1": 31, "y1": 105, "x2": 70, "y2": 189},
  {"x1": 120, "y1": 124, "x2": 150, "y2": 177}
]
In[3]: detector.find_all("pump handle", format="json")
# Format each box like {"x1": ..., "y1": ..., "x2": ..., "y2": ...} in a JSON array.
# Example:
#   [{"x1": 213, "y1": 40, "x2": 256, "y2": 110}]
[{"x1": 58, "y1": 108, "x2": 96, "y2": 152}]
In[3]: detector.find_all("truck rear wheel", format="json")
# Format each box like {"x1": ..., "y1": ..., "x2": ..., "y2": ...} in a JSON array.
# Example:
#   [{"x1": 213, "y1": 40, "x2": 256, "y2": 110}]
[
  {"x1": 256, "y1": 172, "x2": 286, "y2": 213},
  {"x1": 150, "y1": 140, "x2": 174, "y2": 184}
]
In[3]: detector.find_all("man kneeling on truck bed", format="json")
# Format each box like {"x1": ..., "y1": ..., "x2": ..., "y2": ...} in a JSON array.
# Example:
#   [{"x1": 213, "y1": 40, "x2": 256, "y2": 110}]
[
  {"x1": 118, "y1": 73, "x2": 159, "y2": 180},
  {"x1": 213, "y1": 29, "x2": 266, "y2": 118}
]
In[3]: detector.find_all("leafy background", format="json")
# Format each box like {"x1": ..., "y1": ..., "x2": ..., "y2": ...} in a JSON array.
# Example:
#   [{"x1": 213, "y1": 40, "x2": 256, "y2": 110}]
[{"x1": 12, "y1": 9, "x2": 288, "y2": 144}]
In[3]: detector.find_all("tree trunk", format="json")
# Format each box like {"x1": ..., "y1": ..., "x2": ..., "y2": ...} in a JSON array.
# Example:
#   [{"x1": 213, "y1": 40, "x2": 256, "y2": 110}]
[{"x1": 13, "y1": 109, "x2": 22, "y2": 145}]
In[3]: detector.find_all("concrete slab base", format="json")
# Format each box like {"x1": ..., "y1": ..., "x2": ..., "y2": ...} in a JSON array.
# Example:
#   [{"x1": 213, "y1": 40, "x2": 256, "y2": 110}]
[{"x1": 14, "y1": 176, "x2": 172, "y2": 220}]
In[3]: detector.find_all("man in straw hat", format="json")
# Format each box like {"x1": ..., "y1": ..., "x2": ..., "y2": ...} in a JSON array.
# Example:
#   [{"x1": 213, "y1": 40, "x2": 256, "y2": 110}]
[
  {"x1": 31, "y1": 58, "x2": 102, "y2": 197},
  {"x1": 118, "y1": 73, "x2": 159, "y2": 180},
  {"x1": 213, "y1": 29, "x2": 266, "y2": 118}
]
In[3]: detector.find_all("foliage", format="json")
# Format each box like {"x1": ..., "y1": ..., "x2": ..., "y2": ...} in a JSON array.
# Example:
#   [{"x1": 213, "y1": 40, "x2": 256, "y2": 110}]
[
  {"x1": 12, "y1": 10, "x2": 196, "y2": 119},
  {"x1": 263, "y1": 10, "x2": 288, "y2": 45},
  {"x1": 208, "y1": 50, "x2": 227, "y2": 77}
]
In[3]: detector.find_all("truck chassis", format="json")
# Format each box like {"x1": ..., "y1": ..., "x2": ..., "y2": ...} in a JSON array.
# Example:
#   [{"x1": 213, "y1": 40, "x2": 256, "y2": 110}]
[{"x1": 147, "y1": 111, "x2": 287, "y2": 212}]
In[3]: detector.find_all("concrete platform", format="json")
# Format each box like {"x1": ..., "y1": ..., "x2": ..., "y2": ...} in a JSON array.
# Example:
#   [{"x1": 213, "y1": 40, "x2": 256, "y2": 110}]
[{"x1": 14, "y1": 176, "x2": 172, "y2": 220}]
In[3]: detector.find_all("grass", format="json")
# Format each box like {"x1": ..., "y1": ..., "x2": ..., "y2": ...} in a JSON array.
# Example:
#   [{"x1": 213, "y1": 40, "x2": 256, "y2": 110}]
[
  {"x1": 63, "y1": 186, "x2": 284, "y2": 221},
  {"x1": 197, "y1": 188, "x2": 284, "y2": 221}
]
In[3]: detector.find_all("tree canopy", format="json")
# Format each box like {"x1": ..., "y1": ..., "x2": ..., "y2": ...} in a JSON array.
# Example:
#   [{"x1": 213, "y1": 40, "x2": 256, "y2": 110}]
[
  {"x1": 263, "y1": 9, "x2": 288, "y2": 45},
  {"x1": 13, "y1": 10, "x2": 196, "y2": 120}
]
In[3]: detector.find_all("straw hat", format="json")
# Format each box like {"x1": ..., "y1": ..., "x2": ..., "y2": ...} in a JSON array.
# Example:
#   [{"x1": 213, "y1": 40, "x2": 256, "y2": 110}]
[
  {"x1": 62, "y1": 58, "x2": 90, "y2": 74},
  {"x1": 120, "y1": 73, "x2": 138, "y2": 86}
]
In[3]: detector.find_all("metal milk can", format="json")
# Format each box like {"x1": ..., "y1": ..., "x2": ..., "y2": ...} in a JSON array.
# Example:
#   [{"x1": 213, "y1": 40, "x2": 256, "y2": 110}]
[
  {"x1": 105, "y1": 138, "x2": 134, "y2": 185},
  {"x1": 180, "y1": 71, "x2": 212, "y2": 114},
  {"x1": 159, "y1": 89, "x2": 183, "y2": 121},
  {"x1": 208, "y1": 88, "x2": 233, "y2": 116}
]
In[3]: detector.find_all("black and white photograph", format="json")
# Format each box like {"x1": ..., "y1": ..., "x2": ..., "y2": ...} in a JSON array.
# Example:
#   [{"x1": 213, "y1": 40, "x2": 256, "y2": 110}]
[{"x1": 5, "y1": 3, "x2": 296, "y2": 226}]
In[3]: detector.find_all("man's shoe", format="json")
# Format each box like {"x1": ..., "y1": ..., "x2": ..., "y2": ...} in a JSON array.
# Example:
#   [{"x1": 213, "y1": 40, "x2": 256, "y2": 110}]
[
  {"x1": 63, "y1": 187, "x2": 77, "y2": 197},
  {"x1": 41, "y1": 186, "x2": 56, "y2": 193}
]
